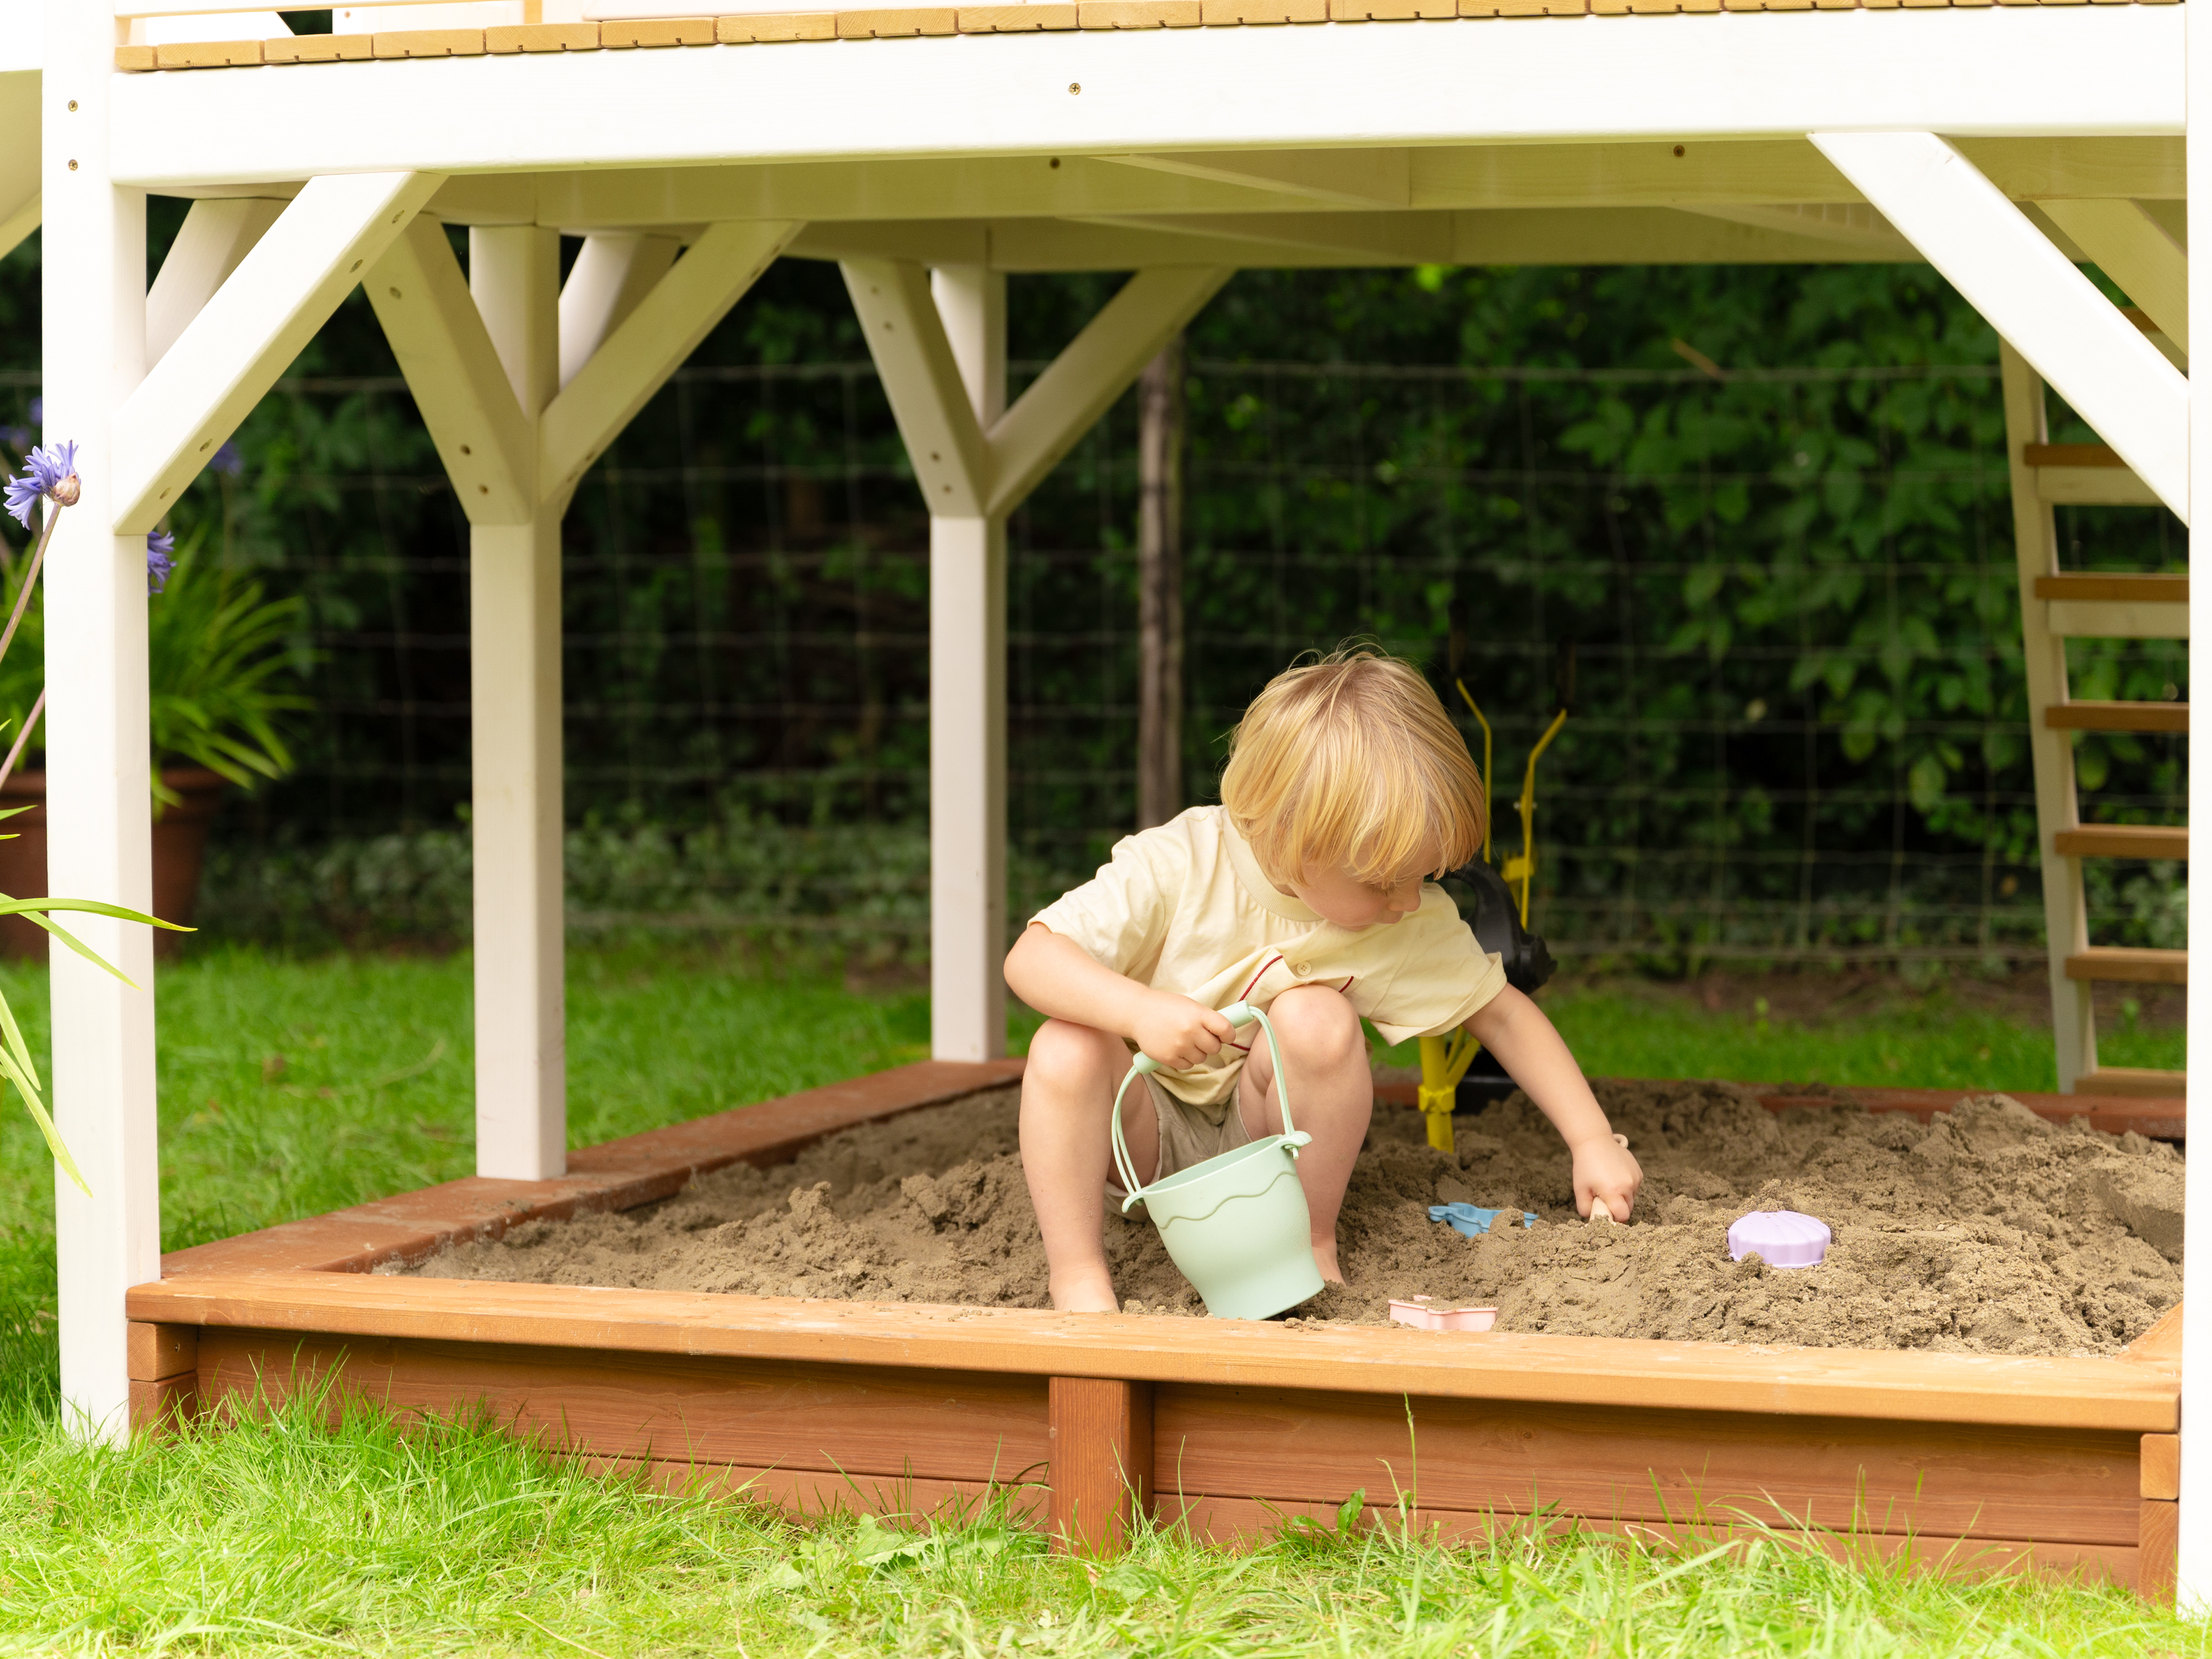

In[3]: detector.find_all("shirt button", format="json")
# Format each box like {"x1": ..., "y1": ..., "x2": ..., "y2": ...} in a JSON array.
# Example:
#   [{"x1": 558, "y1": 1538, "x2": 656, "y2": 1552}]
[{"x1": 1291, "y1": 962, "x2": 1311, "y2": 977}]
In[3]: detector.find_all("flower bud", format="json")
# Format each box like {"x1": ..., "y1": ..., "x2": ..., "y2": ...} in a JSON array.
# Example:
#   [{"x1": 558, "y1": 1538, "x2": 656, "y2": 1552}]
[{"x1": 49, "y1": 473, "x2": 79, "y2": 508}]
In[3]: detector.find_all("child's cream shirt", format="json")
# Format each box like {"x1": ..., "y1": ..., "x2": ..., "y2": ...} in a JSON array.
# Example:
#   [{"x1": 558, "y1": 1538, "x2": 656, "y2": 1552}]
[{"x1": 1029, "y1": 804, "x2": 1506, "y2": 1117}]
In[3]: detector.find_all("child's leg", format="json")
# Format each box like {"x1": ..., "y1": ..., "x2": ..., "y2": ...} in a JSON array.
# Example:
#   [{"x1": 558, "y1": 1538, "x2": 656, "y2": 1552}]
[
  {"x1": 1019, "y1": 1018, "x2": 1159, "y2": 1312},
  {"x1": 1235, "y1": 985, "x2": 1371, "y2": 1283}
]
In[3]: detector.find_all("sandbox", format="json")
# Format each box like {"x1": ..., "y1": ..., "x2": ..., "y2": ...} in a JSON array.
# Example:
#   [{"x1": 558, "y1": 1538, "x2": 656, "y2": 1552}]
[{"x1": 124, "y1": 1061, "x2": 2185, "y2": 1598}]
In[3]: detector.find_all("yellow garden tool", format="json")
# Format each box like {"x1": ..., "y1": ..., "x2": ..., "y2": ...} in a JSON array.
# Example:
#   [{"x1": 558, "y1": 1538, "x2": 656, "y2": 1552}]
[{"x1": 1413, "y1": 649, "x2": 1569, "y2": 1155}]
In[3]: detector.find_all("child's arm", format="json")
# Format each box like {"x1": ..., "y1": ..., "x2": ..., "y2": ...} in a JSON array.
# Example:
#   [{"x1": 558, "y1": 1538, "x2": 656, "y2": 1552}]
[
  {"x1": 1463, "y1": 986, "x2": 1644, "y2": 1222},
  {"x1": 1005, "y1": 924, "x2": 1235, "y2": 1070}
]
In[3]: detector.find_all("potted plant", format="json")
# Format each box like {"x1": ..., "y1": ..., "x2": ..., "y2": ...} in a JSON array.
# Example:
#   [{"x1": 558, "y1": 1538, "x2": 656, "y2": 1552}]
[{"x1": 0, "y1": 526, "x2": 307, "y2": 956}]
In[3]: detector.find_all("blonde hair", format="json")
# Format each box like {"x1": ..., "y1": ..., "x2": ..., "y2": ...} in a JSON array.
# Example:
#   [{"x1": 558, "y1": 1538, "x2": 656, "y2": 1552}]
[{"x1": 1219, "y1": 646, "x2": 1486, "y2": 888}]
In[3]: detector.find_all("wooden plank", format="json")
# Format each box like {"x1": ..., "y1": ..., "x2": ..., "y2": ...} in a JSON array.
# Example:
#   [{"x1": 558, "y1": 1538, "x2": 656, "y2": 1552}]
[
  {"x1": 2140, "y1": 1499, "x2": 2179, "y2": 1603},
  {"x1": 1201, "y1": 0, "x2": 1327, "y2": 17},
  {"x1": 2141, "y1": 1433, "x2": 2179, "y2": 1499},
  {"x1": 836, "y1": 8, "x2": 959, "y2": 32},
  {"x1": 2033, "y1": 573, "x2": 2188, "y2": 605},
  {"x1": 960, "y1": 4, "x2": 1081, "y2": 25},
  {"x1": 2045, "y1": 599, "x2": 2189, "y2": 640},
  {"x1": 2044, "y1": 700, "x2": 2189, "y2": 734},
  {"x1": 2080, "y1": 1067, "x2": 2189, "y2": 1102},
  {"x1": 2066, "y1": 947, "x2": 2188, "y2": 986},
  {"x1": 160, "y1": 1060, "x2": 1022, "y2": 1279},
  {"x1": 128, "y1": 1272, "x2": 2180, "y2": 1432},
  {"x1": 263, "y1": 34, "x2": 373, "y2": 62},
  {"x1": 2125, "y1": 1304, "x2": 2183, "y2": 1366},
  {"x1": 2026, "y1": 442, "x2": 2129, "y2": 467},
  {"x1": 2054, "y1": 825, "x2": 2188, "y2": 860},
  {"x1": 127, "y1": 1374, "x2": 197, "y2": 1436},
  {"x1": 196, "y1": 1328, "x2": 1052, "y2": 1483},
  {"x1": 1464, "y1": 0, "x2": 1588, "y2": 11},
  {"x1": 1050, "y1": 1377, "x2": 1152, "y2": 1554},
  {"x1": 1331, "y1": 0, "x2": 1454, "y2": 14},
  {"x1": 1161, "y1": 1495, "x2": 2139, "y2": 1583},
  {"x1": 718, "y1": 12, "x2": 838, "y2": 37},
  {"x1": 371, "y1": 29, "x2": 486, "y2": 57},
  {"x1": 2035, "y1": 466, "x2": 2163, "y2": 507},
  {"x1": 1150, "y1": 1384, "x2": 2143, "y2": 1545},
  {"x1": 602, "y1": 17, "x2": 717, "y2": 45},
  {"x1": 1078, "y1": 0, "x2": 1203, "y2": 21},
  {"x1": 116, "y1": 44, "x2": 157, "y2": 71},
  {"x1": 127, "y1": 1320, "x2": 196, "y2": 1382},
  {"x1": 485, "y1": 23, "x2": 602, "y2": 50},
  {"x1": 153, "y1": 39, "x2": 263, "y2": 69}
]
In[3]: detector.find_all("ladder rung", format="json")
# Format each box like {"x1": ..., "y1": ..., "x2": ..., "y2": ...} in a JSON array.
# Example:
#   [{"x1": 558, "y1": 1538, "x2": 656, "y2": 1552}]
[
  {"x1": 2078, "y1": 1067, "x2": 2187, "y2": 1100},
  {"x1": 2054, "y1": 825, "x2": 2189, "y2": 860},
  {"x1": 2045, "y1": 700, "x2": 2189, "y2": 734},
  {"x1": 2034, "y1": 573, "x2": 2189, "y2": 604},
  {"x1": 2025, "y1": 444, "x2": 2128, "y2": 468},
  {"x1": 2065, "y1": 947, "x2": 2188, "y2": 985}
]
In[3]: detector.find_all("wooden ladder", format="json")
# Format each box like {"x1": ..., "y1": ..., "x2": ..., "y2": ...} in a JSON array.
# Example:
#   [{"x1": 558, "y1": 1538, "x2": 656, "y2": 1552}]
[{"x1": 1999, "y1": 343, "x2": 2186, "y2": 1099}]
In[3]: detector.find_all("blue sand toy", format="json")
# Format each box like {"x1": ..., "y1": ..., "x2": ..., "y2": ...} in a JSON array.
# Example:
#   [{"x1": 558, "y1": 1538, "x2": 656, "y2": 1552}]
[{"x1": 1428, "y1": 1203, "x2": 1533, "y2": 1239}]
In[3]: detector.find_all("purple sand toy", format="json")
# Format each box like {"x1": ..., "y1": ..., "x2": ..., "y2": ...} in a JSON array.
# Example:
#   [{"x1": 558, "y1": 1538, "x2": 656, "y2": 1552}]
[{"x1": 1728, "y1": 1209, "x2": 1831, "y2": 1269}]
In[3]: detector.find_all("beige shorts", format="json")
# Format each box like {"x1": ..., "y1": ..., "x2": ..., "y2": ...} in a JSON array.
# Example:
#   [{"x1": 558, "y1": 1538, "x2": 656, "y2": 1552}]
[{"x1": 1106, "y1": 1071, "x2": 1254, "y2": 1212}]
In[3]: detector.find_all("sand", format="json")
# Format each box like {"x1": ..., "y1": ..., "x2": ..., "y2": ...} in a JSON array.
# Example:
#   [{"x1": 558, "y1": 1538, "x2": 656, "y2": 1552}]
[{"x1": 410, "y1": 1079, "x2": 2184, "y2": 1355}]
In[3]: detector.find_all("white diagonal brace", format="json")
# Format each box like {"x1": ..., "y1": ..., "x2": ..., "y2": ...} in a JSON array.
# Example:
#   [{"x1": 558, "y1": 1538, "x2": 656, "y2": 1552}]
[
  {"x1": 558, "y1": 233, "x2": 680, "y2": 393},
  {"x1": 144, "y1": 197, "x2": 285, "y2": 369},
  {"x1": 111, "y1": 170, "x2": 444, "y2": 534},
  {"x1": 540, "y1": 219, "x2": 799, "y2": 508},
  {"x1": 366, "y1": 216, "x2": 534, "y2": 524},
  {"x1": 1812, "y1": 132, "x2": 2188, "y2": 521},
  {"x1": 2038, "y1": 197, "x2": 2188, "y2": 354},
  {"x1": 984, "y1": 266, "x2": 1233, "y2": 518},
  {"x1": 840, "y1": 258, "x2": 989, "y2": 518}
]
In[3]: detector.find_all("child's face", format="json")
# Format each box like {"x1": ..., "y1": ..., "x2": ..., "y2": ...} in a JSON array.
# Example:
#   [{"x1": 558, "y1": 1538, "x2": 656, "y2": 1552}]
[{"x1": 1286, "y1": 846, "x2": 1441, "y2": 931}]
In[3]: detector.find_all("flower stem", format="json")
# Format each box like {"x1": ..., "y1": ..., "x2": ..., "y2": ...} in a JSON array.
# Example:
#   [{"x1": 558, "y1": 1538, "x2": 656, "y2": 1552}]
[
  {"x1": 0, "y1": 498, "x2": 61, "y2": 672},
  {"x1": 0, "y1": 685, "x2": 44, "y2": 792}
]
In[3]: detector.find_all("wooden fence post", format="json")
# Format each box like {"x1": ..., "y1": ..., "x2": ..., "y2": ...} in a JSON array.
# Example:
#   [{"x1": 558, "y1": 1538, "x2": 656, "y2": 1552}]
[
  {"x1": 1049, "y1": 1376, "x2": 1153, "y2": 1555},
  {"x1": 1135, "y1": 333, "x2": 1185, "y2": 831}
]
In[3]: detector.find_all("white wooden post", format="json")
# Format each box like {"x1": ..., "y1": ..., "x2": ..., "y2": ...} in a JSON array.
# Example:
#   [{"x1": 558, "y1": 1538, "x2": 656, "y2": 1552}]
[
  {"x1": 44, "y1": 0, "x2": 157, "y2": 1437},
  {"x1": 469, "y1": 227, "x2": 566, "y2": 1180},
  {"x1": 2178, "y1": 0, "x2": 2210, "y2": 1606},
  {"x1": 929, "y1": 267, "x2": 1008, "y2": 1063}
]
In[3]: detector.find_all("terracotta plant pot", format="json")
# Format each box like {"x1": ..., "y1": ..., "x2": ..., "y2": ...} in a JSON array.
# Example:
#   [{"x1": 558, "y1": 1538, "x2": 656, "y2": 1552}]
[{"x1": 0, "y1": 768, "x2": 227, "y2": 959}]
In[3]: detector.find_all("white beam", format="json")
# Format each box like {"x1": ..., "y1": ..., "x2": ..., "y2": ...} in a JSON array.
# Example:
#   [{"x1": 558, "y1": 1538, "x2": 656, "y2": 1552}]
[
  {"x1": 2038, "y1": 197, "x2": 2188, "y2": 354},
  {"x1": 365, "y1": 216, "x2": 534, "y2": 521},
  {"x1": 557, "y1": 233, "x2": 679, "y2": 392},
  {"x1": 539, "y1": 218, "x2": 797, "y2": 508},
  {"x1": 145, "y1": 197, "x2": 284, "y2": 369},
  {"x1": 45, "y1": 0, "x2": 155, "y2": 1442},
  {"x1": 112, "y1": 9, "x2": 2184, "y2": 189},
  {"x1": 466, "y1": 226, "x2": 565, "y2": 1183},
  {"x1": 109, "y1": 170, "x2": 444, "y2": 535},
  {"x1": 985, "y1": 264, "x2": 1231, "y2": 516},
  {"x1": 1813, "y1": 131, "x2": 2188, "y2": 523},
  {"x1": 928, "y1": 515, "x2": 1006, "y2": 1065},
  {"x1": 2179, "y1": 0, "x2": 2211, "y2": 1611},
  {"x1": 1109, "y1": 149, "x2": 1411, "y2": 210},
  {"x1": 839, "y1": 259, "x2": 989, "y2": 517}
]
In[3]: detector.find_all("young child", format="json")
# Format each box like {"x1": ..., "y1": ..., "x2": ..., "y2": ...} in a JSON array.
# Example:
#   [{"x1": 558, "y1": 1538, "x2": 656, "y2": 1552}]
[{"x1": 1004, "y1": 648, "x2": 1643, "y2": 1313}]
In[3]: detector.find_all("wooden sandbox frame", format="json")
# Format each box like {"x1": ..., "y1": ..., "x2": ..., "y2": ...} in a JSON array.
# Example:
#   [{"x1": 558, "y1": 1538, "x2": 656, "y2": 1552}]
[{"x1": 126, "y1": 1062, "x2": 2183, "y2": 1596}]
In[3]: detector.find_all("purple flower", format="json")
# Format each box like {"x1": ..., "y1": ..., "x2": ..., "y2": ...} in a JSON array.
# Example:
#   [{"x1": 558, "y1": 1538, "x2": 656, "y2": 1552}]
[
  {"x1": 5, "y1": 440, "x2": 78, "y2": 529},
  {"x1": 146, "y1": 529, "x2": 175, "y2": 594},
  {"x1": 211, "y1": 441, "x2": 243, "y2": 477}
]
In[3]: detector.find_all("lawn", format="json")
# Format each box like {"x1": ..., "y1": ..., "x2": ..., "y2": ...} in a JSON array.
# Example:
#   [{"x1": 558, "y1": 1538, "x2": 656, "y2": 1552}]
[{"x1": 0, "y1": 945, "x2": 2197, "y2": 1655}]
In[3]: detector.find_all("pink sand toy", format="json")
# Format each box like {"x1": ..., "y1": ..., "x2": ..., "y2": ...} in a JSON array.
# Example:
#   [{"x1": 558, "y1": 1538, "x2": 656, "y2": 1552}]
[
  {"x1": 1388, "y1": 1298, "x2": 1499, "y2": 1332},
  {"x1": 1728, "y1": 1209, "x2": 1831, "y2": 1269}
]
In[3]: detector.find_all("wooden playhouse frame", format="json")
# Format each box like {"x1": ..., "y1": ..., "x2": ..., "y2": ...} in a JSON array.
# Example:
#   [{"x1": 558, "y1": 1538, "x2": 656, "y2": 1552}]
[{"x1": 3, "y1": 0, "x2": 2204, "y2": 1602}]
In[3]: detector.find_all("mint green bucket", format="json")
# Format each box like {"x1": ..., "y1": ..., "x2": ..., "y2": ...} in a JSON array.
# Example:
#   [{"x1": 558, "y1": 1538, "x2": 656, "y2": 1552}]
[{"x1": 1111, "y1": 1001, "x2": 1324, "y2": 1320}]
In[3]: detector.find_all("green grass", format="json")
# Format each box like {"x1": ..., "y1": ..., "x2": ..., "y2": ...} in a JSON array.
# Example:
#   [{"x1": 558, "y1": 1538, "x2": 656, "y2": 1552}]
[{"x1": 0, "y1": 947, "x2": 2198, "y2": 1655}]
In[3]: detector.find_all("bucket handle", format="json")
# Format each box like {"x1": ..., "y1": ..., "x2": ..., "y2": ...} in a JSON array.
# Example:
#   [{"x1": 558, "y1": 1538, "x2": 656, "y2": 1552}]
[{"x1": 1110, "y1": 1000, "x2": 1311, "y2": 1215}]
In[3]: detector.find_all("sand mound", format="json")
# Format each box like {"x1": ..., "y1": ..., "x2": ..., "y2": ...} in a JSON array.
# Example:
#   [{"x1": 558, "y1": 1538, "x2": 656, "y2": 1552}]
[{"x1": 411, "y1": 1079, "x2": 2182, "y2": 1355}]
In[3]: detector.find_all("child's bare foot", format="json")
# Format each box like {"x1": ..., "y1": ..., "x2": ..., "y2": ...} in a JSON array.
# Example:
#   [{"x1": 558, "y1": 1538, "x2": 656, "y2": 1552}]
[
  {"x1": 1050, "y1": 1267, "x2": 1121, "y2": 1313},
  {"x1": 1313, "y1": 1240, "x2": 1344, "y2": 1284}
]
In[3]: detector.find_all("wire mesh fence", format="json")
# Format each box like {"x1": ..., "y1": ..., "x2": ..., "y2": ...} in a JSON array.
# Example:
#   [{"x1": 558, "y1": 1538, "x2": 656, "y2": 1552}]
[{"x1": 8, "y1": 301, "x2": 2182, "y2": 969}]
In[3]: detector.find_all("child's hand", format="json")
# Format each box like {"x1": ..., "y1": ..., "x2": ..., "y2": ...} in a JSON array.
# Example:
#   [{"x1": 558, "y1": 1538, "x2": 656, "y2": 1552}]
[
  {"x1": 1131, "y1": 993, "x2": 1235, "y2": 1071},
  {"x1": 1572, "y1": 1132, "x2": 1644, "y2": 1222}
]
